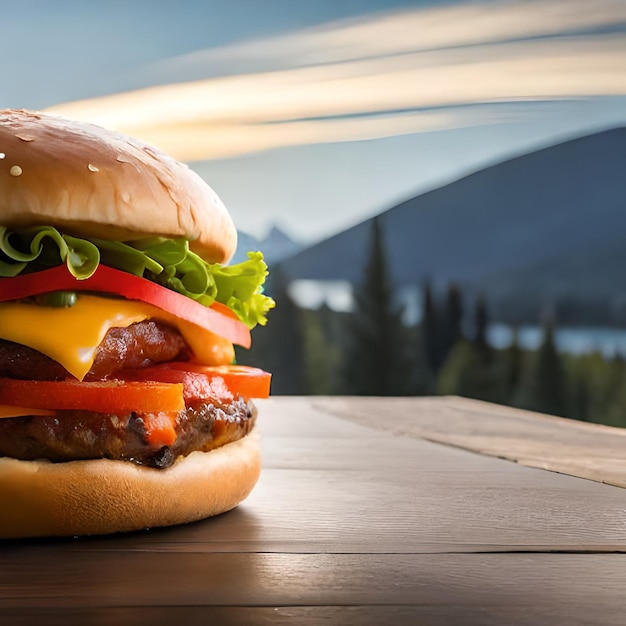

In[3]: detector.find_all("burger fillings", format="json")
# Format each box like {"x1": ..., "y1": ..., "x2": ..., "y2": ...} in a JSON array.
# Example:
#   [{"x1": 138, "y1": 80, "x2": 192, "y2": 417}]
[{"x1": 0, "y1": 109, "x2": 274, "y2": 538}]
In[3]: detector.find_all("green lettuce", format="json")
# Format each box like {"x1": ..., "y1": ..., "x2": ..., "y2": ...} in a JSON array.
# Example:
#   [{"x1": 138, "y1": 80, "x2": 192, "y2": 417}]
[
  {"x1": 0, "y1": 225, "x2": 100, "y2": 278},
  {"x1": 0, "y1": 225, "x2": 274, "y2": 329}
]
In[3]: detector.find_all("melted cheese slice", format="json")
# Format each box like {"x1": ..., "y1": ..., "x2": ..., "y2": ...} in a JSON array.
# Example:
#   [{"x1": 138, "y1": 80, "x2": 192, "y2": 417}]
[
  {"x1": 0, "y1": 295, "x2": 234, "y2": 380},
  {"x1": 0, "y1": 405, "x2": 55, "y2": 418}
]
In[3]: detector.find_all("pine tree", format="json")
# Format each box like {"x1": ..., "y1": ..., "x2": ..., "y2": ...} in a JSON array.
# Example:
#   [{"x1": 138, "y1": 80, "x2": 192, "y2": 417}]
[
  {"x1": 474, "y1": 292, "x2": 489, "y2": 357},
  {"x1": 420, "y1": 280, "x2": 439, "y2": 374},
  {"x1": 514, "y1": 317, "x2": 567, "y2": 416},
  {"x1": 340, "y1": 217, "x2": 412, "y2": 395},
  {"x1": 436, "y1": 339, "x2": 509, "y2": 404},
  {"x1": 601, "y1": 356, "x2": 626, "y2": 427},
  {"x1": 436, "y1": 293, "x2": 510, "y2": 404},
  {"x1": 301, "y1": 306, "x2": 342, "y2": 395},
  {"x1": 567, "y1": 366, "x2": 590, "y2": 422},
  {"x1": 504, "y1": 325, "x2": 523, "y2": 403},
  {"x1": 440, "y1": 282, "x2": 464, "y2": 365}
]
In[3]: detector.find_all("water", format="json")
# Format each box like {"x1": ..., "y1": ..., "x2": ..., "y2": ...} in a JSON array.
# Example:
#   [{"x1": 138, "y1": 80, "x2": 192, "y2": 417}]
[
  {"x1": 289, "y1": 279, "x2": 626, "y2": 357},
  {"x1": 488, "y1": 323, "x2": 626, "y2": 357}
]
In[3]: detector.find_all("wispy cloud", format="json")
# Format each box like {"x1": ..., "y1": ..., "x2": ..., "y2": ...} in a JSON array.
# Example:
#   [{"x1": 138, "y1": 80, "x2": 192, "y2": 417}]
[
  {"x1": 159, "y1": 0, "x2": 626, "y2": 72},
  {"x1": 46, "y1": 0, "x2": 626, "y2": 161}
]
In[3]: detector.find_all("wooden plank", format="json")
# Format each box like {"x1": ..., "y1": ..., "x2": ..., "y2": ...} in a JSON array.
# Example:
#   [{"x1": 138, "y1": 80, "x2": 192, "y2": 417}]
[
  {"x1": 0, "y1": 603, "x2": 624, "y2": 626},
  {"x1": 255, "y1": 399, "x2": 380, "y2": 439},
  {"x1": 312, "y1": 396, "x2": 626, "y2": 488},
  {"x1": 0, "y1": 553, "x2": 625, "y2": 625}
]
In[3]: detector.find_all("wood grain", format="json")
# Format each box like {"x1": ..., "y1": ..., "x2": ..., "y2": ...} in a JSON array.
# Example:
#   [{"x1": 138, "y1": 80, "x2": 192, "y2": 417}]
[
  {"x1": 0, "y1": 554, "x2": 625, "y2": 624},
  {"x1": 313, "y1": 395, "x2": 626, "y2": 488},
  {"x1": 0, "y1": 605, "x2": 624, "y2": 626},
  {"x1": 1, "y1": 396, "x2": 626, "y2": 625}
]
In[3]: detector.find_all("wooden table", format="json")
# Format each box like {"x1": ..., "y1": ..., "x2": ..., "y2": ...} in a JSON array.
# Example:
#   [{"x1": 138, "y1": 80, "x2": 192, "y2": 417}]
[{"x1": 1, "y1": 396, "x2": 626, "y2": 625}]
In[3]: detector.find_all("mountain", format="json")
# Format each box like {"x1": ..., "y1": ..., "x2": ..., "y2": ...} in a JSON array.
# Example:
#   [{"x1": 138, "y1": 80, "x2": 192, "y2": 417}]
[
  {"x1": 279, "y1": 127, "x2": 626, "y2": 325},
  {"x1": 259, "y1": 226, "x2": 302, "y2": 263},
  {"x1": 232, "y1": 225, "x2": 301, "y2": 265}
]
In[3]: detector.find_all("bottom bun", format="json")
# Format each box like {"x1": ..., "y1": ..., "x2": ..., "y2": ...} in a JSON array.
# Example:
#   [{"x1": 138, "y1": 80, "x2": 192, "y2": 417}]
[{"x1": 0, "y1": 428, "x2": 261, "y2": 539}]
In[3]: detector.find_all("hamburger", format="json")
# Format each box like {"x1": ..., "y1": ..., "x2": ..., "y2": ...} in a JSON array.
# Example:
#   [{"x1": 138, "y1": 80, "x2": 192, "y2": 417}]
[{"x1": 0, "y1": 109, "x2": 274, "y2": 538}]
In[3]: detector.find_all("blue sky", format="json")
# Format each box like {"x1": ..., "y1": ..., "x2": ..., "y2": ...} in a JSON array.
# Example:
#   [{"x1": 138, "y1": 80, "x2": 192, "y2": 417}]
[{"x1": 2, "y1": 0, "x2": 625, "y2": 242}]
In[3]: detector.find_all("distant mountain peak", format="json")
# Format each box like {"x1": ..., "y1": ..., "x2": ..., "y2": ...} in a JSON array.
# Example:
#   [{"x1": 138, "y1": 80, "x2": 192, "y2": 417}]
[
  {"x1": 259, "y1": 224, "x2": 301, "y2": 264},
  {"x1": 232, "y1": 224, "x2": 302, "y2": 265},
  {"x1": 279, "y1": 126, "x2": 626, "y2": 325},
  {"x1": 263, "y1": 224, "x2": 298, "y2": 246}
]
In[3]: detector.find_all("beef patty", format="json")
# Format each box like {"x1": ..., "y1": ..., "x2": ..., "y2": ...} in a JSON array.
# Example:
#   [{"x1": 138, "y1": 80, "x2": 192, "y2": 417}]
[
  {"x1": 0, "y1": 398, "x2": 256, "y2": 468},
  {"x1": 0, "y1": 320, "x2": 189, "y2": 381}
]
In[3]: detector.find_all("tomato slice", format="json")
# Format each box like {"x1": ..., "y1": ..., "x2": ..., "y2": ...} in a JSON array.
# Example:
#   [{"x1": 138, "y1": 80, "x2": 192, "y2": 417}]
[
  {"x1": 0, "y1": 378, "x2": 185, "y2": 414},
  {"x1": 0, "y1": 265, "x2": 251, "y2": 348},
  {"x1": 126, "y1": 363, "x2": 271, "y2": 401},
  {"x1": 125, "y1": 366, "x2": 235, "y2": 403},
  {"x1": 170, "y1": 364, "x2": 272, "y2": 400}
]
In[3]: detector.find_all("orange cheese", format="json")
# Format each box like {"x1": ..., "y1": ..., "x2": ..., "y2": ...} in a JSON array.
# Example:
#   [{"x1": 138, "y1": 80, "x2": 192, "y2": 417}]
[
  {"x1": 0, "y1": 405, "x2": 55, "y2": 418},
  {"x1": 0, "y1": 295, "x2": 234, "y2": 380}
]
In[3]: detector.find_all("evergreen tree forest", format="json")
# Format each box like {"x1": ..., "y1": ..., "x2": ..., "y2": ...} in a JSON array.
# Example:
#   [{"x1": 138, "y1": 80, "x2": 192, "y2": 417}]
[{"x1": 239, "y1": 220, "x2": 626, "y2": 429}]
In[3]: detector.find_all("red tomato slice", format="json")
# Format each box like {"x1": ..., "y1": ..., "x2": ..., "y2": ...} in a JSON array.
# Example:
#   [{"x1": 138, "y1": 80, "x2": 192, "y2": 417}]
[
  {"x1": 170, "y1": 364, "x2": 272, "y2": 400},
  {"x1": 126, "y1": 366, "x2": 234, "y2": 403},
  {"x1": 126, "y1": 363, "x2": 271, "y2": 402},
  {"x1": 0, "y1": 378, "x2": 185, "y2": 414},
  {"x1": 0, "y1": 265, "x2": 251, "y2": 348}
]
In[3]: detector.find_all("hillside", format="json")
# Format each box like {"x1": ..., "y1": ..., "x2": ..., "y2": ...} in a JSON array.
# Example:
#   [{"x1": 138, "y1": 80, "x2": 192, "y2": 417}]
[{"x1": 280, "y1": 127, "x2": 626, "y2": 324}]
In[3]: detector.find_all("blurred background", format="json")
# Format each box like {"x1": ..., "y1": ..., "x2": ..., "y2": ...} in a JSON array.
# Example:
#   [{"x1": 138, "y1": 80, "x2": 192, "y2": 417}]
[{"x1": 3, "y1": 0, "x2": 626, "y2": 424}]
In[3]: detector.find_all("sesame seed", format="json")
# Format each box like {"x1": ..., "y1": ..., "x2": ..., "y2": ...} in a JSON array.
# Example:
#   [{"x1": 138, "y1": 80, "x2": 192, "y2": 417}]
[
  {"x1": 0, "y1": 153, "x2": 5, "y2": 159},
  {"x1": 9, "y1": 165, "x2": 22, "y2": 177},
  {"x1": 88, "y1": 163, "x2": 99, "y2": 172},
  {"x1": 15, "y1": 134, "x2": 35, "y2": 142}
]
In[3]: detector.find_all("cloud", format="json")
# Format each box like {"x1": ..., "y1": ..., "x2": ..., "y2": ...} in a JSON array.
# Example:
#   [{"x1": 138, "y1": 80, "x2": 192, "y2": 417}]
[
  {"x1": 116, "y1": 105, "x2": 538, "y2": 161},
  {"x1": 158, "y1": 0, "x2": 626, "y2": 73},
  {"x1": 45, "y1": 0, "x2": 626, "y2": 161}
]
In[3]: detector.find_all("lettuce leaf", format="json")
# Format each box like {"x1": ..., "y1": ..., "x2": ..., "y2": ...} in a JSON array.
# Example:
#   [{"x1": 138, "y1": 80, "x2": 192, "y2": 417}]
[
  {"x1": 210, "y1": 251, "x2": 275, "y2": 328},
  {"x1": 0, "y1": 225, "x2": 99, "y2": 278},
  {"x1": 0, "y1": 225, "x2": 274, "y2": 329}
]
